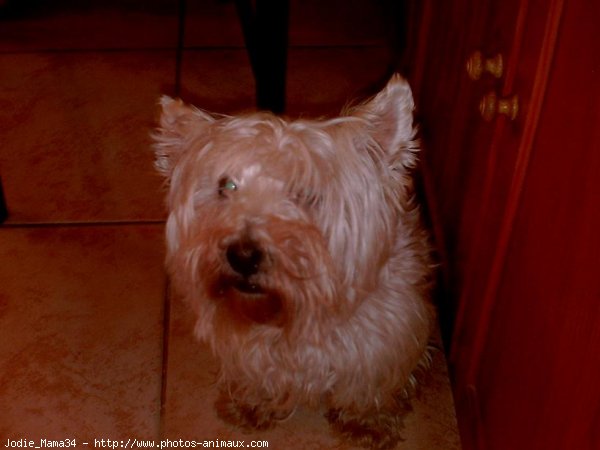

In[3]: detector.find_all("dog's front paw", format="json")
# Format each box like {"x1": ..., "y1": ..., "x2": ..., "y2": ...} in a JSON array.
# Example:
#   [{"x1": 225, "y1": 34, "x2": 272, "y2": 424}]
[
  {"x1": 215, "y1": 389, "x2": 291, "y2": 431},
  {"x1": 326, "y1": 405, "x2": 409, "y2": 450}
]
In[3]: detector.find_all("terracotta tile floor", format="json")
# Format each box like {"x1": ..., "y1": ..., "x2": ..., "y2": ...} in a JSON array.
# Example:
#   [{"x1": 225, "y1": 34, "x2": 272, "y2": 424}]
[
  {"x1": 0, "y1": 1, "x2": 460, "y2": 448},
  {"x1": 0, "y1": 225, "x2": 165, "y2": 438},
  {"x1": 0, "y1": 51, "x2": 173, "y2": 223}
]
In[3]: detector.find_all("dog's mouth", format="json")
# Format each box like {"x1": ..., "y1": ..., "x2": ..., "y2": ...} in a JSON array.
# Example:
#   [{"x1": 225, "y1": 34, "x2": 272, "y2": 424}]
[
  {"x1": 212, "y1": 276, "x2": 284, "y2": 325},
  {"x1": 231, "y1": 290, "x2": 283, "y2": 325},
  {"x1": 233, "y1": 279, "x2": 264, "y2": 295}
]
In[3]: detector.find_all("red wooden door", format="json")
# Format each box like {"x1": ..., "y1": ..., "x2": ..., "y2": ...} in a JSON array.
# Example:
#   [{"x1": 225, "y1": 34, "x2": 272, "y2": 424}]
[
  {"x1": 411, "y1": 0, "x2": 600, "y2": 448},
  {"x1": 474, "y1": 1, "x2": 600, "y2": 448}
]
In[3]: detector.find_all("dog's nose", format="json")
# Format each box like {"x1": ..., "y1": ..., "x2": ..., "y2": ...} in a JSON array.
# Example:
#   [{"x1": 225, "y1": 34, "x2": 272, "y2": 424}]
[{"x1": 226, "y1": 240, "x2": 263, "y2": 277}]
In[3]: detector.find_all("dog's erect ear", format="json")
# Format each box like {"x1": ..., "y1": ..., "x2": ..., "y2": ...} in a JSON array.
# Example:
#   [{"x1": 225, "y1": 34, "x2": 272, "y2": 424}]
[
  {"x1": 152, "y1": 96, "x2": 214, "y2": 177},
  {"x1": 351, "y1": 74, "x2": 418, "y2": 169}
]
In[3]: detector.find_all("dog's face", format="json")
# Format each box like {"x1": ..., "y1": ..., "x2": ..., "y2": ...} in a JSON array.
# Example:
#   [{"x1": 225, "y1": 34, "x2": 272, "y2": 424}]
[{"x1": 153, "y1": 75, "x2": 418, "y2": 341}]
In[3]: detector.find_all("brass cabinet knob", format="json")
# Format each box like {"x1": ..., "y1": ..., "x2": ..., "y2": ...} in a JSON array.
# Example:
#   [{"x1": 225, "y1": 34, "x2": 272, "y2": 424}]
[
  {"x1": 479, "y1": 91, "x2": 519, "y2": 121},
  {"x1": 466, "y1": 51, "x2": 504, "y2": 80}
]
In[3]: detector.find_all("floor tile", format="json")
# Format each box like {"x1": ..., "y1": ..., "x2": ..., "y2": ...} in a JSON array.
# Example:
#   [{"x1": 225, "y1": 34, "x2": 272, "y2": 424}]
[
  {"x1": 0, "y1": 52, "x2": 172, "y2": 223},
  {"x1": 162, "y1": 295, "x2": 461, "y2": 449},
  {"x1": 0, "y1": 0, "x2": 178, "y2": 52},
  {"x1": 179, "y1": 47, "x2": 394, "y2": 117},
  {"x1": 286, "y1": 46, "x2": 395, "y2": 116},
  {"x1": 0, "y1": 224, "x2": 166, "y2": 439},
  {"x1": 179, "y1": 49, "x2": 255, "y2": 114}
]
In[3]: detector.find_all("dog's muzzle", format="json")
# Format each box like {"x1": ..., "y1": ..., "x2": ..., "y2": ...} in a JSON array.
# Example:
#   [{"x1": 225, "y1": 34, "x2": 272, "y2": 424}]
[{"x1": 219, "y1": 239, "x2": 284, "y2": 325}]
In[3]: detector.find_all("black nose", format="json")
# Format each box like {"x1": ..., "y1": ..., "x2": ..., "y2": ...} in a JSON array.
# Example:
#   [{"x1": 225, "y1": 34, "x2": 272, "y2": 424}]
[{"x1": 226, "y1": 240, "x2": 263, "y2": 277}]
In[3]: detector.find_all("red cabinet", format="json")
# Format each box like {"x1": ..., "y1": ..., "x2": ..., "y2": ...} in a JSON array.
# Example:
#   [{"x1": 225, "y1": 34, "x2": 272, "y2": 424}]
[{"x1": 410, "y1": 1, "x2": 600, "y2": 448}]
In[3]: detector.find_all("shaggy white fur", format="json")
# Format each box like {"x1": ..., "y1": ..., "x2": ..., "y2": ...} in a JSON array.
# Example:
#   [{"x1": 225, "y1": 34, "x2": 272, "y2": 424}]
[{"x1": 153, "y1": 75, "x2": 435, "y2": 449}]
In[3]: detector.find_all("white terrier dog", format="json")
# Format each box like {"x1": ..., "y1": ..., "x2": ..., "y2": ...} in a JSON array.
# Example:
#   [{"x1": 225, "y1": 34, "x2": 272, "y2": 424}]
[{"x1": 153, "y1": 75, "x2": 434, "y2": 449}]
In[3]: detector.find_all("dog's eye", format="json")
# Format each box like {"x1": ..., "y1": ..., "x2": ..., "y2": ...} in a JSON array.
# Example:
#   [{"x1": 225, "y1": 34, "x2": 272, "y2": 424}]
[{"x1": 218, "y1": 177, "x2": 237, "y2": 197}]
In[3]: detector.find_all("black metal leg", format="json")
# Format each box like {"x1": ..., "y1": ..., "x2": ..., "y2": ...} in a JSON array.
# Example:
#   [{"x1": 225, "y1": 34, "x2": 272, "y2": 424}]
[{"x1": 234, "y1": 0, "x2": 289, "y2": 114}]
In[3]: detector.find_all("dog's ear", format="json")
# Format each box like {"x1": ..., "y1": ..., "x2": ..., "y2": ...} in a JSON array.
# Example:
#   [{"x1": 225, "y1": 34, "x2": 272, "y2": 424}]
[
  {"x1": 152, "y1": 96, "x2": 214, "y2": 177},
  {"x1": 351, "y1": 74, "x2": 418, "y2": 170}
]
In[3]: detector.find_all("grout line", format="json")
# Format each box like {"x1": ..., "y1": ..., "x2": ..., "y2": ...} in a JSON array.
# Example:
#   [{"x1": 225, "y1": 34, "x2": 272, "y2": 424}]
[
  {"x1": 184, "y1": 43, "x2": 389, "y2": 51},
  {"x1": 0, "y1": 47, "x2": 179, "y2": 55},
  {"x1": 0, "y1": 43, "x2": 388, "y2": 56},
  {"x1": 158, "y1": 277, "x2": 172, "y2": 438},
  {"x1": 0, "y1": 219, "x2": 166, "y2": 229}
]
